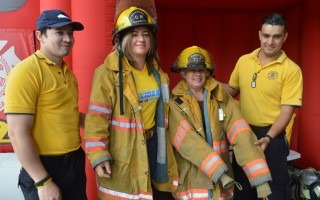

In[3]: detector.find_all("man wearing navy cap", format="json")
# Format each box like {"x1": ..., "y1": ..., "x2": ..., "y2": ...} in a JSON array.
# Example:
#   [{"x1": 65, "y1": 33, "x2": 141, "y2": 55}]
[{"x1": 5, "y1": 9, "x2": 86, "y2": 200}]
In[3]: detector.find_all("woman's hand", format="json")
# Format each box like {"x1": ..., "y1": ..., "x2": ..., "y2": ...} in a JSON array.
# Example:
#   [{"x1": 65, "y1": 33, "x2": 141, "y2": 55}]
[{"x1": 95, "y1": 161, "x2": 112, "y2": 178}]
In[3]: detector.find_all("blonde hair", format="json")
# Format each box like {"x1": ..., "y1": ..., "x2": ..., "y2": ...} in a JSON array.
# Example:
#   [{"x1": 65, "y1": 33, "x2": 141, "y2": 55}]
[{"x1": 120, "y1": 27, "x2": 159, "y2": 74}]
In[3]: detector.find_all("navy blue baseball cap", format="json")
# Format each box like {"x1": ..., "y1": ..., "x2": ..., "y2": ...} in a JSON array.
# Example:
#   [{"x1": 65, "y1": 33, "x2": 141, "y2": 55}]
[{"x1": 36, "y1": 9, "x2": 84, "y2": 31}]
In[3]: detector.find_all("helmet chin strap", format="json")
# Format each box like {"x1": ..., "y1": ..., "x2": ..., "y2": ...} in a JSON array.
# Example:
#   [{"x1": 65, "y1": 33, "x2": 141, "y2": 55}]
[{"x1": 117, "y1": 34, "x2": 124, "y2": 115}]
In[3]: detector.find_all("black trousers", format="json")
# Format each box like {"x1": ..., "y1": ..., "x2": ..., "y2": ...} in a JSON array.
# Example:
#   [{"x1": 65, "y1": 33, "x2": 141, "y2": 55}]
[
  {"x1": 19, "y1": 147, "x2": 87, "y2": 200},
  {"x1": 152, "y1": 184, "x2": 174, "y2": 200},
  {"x1": 232, "y1": 125, "x2": 291, "y2": 200}
]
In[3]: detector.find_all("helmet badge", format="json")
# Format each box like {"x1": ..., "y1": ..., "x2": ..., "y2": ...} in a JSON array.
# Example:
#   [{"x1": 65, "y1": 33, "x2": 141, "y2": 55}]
[
  {"x1": 188, "y1": 53, "x2": 205, "y2": 65},
  {"x1": 129, "y1": 10, "x2": 148, "y2": 26}
]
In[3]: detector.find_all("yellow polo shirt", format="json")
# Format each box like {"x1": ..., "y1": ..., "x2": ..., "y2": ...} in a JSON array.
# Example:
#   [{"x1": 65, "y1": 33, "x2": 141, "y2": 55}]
[
  {"x1": 5, "y1": 50, "x2": 81, "y2": 155},
  {"x1": 229, "y1": 48, "x2": 303, "y2": 126}
]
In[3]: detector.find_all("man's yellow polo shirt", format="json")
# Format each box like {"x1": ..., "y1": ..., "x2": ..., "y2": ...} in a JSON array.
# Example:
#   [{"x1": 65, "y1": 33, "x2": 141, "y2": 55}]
[
  {"x1": 229, "y1": 48, "x2": 303, "y2": 126},
  {"x1": 5, "y1": 50, "x2": 81, "y2": 155}
]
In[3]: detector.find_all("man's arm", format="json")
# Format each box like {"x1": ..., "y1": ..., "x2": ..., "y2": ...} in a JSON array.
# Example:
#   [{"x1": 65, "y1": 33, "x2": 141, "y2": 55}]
[
  {"x1": 254, "y1": 105, "x2": 296, "y2": 151},
  {"x1": 7, "y1": 114, "x2": 48, "y2": 181},
  {"x1": 7, "y1": 114, "x2": 61, "y2": 199},
  {"x1": 222, "y1": 83, "x2": 240, "y2": 98}
]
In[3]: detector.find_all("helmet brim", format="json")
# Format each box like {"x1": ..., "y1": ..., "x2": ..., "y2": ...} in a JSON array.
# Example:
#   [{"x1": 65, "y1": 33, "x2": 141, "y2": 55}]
[
  {"x1": 112, "y1": 24, "x2": 157, "y2": 45},
  {"x1": 170, "y1": 63, "x2": 210, "y2": 73}
]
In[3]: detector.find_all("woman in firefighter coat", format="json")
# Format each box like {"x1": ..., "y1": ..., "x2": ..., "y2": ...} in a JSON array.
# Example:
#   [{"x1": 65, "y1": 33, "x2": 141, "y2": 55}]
[
  {"x1": 84, "y1": 7, "x2": 178, "y2": 200},
  {"x1": 168, "y1": 46, "x2": 272, "y2": 200}
]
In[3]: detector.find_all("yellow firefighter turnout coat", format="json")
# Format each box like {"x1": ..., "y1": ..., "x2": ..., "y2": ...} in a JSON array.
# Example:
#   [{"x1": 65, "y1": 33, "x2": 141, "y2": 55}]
[
  {"x1": 168, "y1": 77, "x2": 272, "y2": 200},
  {"x1": 84, "y1": 50, "x2": 178, "y2": 200}
]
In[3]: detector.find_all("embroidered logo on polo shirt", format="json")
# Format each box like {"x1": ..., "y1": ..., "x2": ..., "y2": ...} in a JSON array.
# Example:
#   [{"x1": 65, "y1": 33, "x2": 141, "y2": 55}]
[{"x1": 268, "y1": 71, "x2": 278, "y2": 80}]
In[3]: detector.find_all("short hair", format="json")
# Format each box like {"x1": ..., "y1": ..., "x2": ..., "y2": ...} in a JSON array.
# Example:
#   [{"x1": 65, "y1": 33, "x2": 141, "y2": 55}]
[
  {"x1": 37, "y1": 27, "x2": 48, "y2": 34},
  {"x1": 262, "y1": 13, "x2": 287, "y2": 31},
  {"x1": 36, "y1": 27, "x2": 49, "y2": 42}
]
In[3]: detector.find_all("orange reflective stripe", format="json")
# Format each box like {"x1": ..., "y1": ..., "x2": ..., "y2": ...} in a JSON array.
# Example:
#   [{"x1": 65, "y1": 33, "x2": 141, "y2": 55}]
[
  {"x1": 98, "y1": 185, "x2": 152, "y2": 200},
  {"x1": 88, "y1": 101, "x2": 112, "y2": 118},
  {"x1": 84, "y1": 137, "x2": 108, "y2": 152},
  {"x1": 243, "y1": 158, "x2": 269, "y2": 179},
  {"x1": 110, "y1": 116, "x2": 144, "y2": 134},
  {"x1": 247, "y1": 165, "x2": 270, "y2": 180},
  {"x1": 201, "y1": 151, "x2": 223, "y2": 177},
  {"x1": 174, "y1": 188, "x2": 209, "y2": 200},
  {"x1": 172, "y1": 178, "x2": 179, "y2": 190},
  {"x1": 172, "y1": 120, "x2": 192, "y2": 150},
  {"x1": 227, "y1": 119, "x2": 251, "y2": 144},
  {"x1": 165, "y1": 113, "x2": 168, "y2": 127},
  {"x1": 213, "y1": 140, "x2": 228, "y2": 154},
  {"x1": 220, "y1": 187, "x2": 233, "y2": 199}
]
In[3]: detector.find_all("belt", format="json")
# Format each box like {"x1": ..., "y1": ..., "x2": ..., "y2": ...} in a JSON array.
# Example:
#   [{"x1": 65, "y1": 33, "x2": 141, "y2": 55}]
[
  {"x1": 144, "y1": 126, "x2": 156, "y2": 140},
  {"x1": 39, "y1": 147, "x2": 84, "y2": 164}
]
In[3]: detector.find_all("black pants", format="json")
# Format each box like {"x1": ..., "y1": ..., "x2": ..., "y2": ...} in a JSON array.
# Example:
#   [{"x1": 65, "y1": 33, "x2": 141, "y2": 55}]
[
  {"x1": 19, "y1": 147, "x2": 87, "y2": 200},
  {"x1": 232, "y1": 125, "x2": 291, "y2": 200},
  {"x1": 152, "y1": 184, "x2": 174, "y2": 200}
]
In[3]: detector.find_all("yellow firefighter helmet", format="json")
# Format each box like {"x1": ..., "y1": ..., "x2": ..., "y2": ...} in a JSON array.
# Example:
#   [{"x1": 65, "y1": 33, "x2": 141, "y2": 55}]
[
  {"x1": 112, "y1": 6, "x2": 157, "y2": 44},
  {"x1": 171, "y1": 46, "x2": 215, "y2": 73}
]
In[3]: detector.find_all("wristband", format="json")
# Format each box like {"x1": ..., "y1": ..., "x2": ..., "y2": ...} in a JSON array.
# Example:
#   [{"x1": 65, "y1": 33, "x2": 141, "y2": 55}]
[
  {"x1": 265, "y1": 134, "x2": 273, "y2": 143},
  {"x1": 34, "y1": 175, "x2": 52, "y2": 189}
]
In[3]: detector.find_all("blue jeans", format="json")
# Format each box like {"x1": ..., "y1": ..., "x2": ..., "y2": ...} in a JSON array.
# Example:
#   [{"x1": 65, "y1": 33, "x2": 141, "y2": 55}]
[{"x1": 19, "y1": 147, "x2": 87, "y2": 200}]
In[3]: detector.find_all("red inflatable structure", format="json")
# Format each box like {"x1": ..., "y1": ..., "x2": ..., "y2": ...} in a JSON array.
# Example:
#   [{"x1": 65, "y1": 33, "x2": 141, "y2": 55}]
[{"x1": 0, "y1": 0, "x2": 319, "y2": 199}]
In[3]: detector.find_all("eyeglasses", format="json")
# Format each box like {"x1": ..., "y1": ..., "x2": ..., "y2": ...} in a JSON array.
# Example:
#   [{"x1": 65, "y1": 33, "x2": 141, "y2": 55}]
[{"x1": 251, "y1": 73, "x2": 257, "y2": 88}]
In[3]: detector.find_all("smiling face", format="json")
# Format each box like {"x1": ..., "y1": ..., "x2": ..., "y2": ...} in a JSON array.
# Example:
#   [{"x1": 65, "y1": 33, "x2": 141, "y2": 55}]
[
  {"x1": 36, "y1": 25, "x2": 74, "y2": 65},
  {"x1": 184, "y1": 69, "x2": 207, "y2": 91},
  {"x1": 259, "y1": 24, "x2": 288, "y2": 58},
  {"x1": 129, "y1": 26, "x2": 151, "y2": 60}
]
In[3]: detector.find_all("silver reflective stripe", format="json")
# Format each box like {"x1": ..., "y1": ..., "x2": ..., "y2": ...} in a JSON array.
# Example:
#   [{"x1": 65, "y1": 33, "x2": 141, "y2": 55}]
[
  {"x1": 157, "y1": 127, "x2": 166, "y2": 164},
  {"x1": 161, "y1": 83, "x2": 169, "y2": 102}
]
